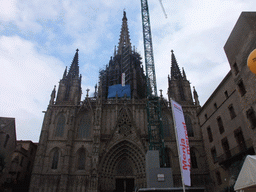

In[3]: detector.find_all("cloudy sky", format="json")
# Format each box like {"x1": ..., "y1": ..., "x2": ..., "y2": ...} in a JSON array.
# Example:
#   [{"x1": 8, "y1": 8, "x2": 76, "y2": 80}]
[{"x1": 1, "y1": 0, "x2": 256, "y2": 142}]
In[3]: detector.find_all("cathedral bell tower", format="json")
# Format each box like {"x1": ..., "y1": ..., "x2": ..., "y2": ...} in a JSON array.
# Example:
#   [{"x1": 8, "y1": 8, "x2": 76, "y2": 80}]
[
  {"x1": 168, "y1": 50, "x2": 198, "y2": 106},
  {"x1": 56, "y1": 49, "x2": 82, "y2": 105},
  {"x1": 99, "y1": 11, "x2": 146, "y2": 99}
]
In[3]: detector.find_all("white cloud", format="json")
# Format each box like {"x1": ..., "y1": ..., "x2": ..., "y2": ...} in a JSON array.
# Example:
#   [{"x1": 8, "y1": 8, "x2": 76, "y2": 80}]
[
  {"x1": 0, "y1": 0, "x2": 18, "y2": 20},
  {"x1": 0, "y1": 35, "x2": 64, "y2": 141}
]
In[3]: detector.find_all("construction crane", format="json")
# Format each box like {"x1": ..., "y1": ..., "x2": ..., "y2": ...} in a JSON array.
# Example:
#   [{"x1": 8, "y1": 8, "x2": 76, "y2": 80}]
[{"x1": 140, "y1": 0, "x2": 166, "y2": 167}]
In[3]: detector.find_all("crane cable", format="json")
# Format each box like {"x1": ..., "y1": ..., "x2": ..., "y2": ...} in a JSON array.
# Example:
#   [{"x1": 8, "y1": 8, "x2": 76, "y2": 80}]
[{"x1": 159, "y1": 0, "x2": 167, "y2": 18}]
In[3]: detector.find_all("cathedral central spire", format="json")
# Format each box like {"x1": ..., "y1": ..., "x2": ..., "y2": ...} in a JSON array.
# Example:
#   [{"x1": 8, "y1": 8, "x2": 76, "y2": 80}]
[
  {"x1": 117, "y1": 11, "x2": 132, "y2": 55},
  {"x1": 171, "y1": 50, "x2": 182, "y2": 79}
]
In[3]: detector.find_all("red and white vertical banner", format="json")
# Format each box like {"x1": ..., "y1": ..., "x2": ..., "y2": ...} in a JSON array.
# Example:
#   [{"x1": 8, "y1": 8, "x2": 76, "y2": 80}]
[
  {"x1": 121, "y1": 73, "x2": 125, "y2": 87},
  {"x1": 171, "y1": 99, "x2": 191, "y2": 187}
]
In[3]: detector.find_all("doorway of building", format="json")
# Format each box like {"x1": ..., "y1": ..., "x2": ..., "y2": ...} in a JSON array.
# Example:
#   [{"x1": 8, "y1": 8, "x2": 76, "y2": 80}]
[{"x1": 115, "y1": 178, "x2": 134, "y2": 192}]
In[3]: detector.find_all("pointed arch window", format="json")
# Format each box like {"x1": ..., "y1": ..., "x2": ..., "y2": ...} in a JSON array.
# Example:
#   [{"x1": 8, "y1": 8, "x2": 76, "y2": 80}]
[
  {"x1": 117, "y1": 109, "x2": 132, "y2": 136},
  {"x1": 51, "y1": 149, "x2": 59, "y2": 169},
  {"x1": 78, "y1": 114, "x2": 91, "y2": 139},
  {"x1": 185, "y1": 115, "x2": 194, "y2": 137},
  {"x1": 78, "y1": 148, "x2": 86, "y2": 170},
  {"x1": 162, "y1": 114, "x2": 171, "y2": 138},
  {"x1": 56, "y1": 114, "x2": 65, "y2": 137},
  {"x1": 190, "y1": 148, "x2": 198, "y2": 168}
]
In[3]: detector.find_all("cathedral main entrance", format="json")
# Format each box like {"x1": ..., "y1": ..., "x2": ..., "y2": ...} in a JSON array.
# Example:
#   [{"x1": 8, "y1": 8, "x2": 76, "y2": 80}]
[
  {"x1": 115, "y1": 178, "x2": 134, "y2": 192},
  {"x1": 99, "y1": 140, "x2": 146, "y2": 191}
]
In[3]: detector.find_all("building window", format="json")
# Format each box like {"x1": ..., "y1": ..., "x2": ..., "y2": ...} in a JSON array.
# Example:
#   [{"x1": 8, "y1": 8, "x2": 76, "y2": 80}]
[
  {"x1": 221, "y1": 138, "x2": 231, "y2": 159},
  {"x1": 3, "y1": 134, "x2": 9, "y2": 148},
  {"x1": 78, "y1": 148, "x2": 86, "y2": 170},
  {"x1": 224, "y1": 91, "x2": 228, "y2": 99},
  {"x1": 211, "y1": 147, "x2": 218, "y2": 163},
  {"x1": 216, "y1": 171, "x2": 222, "y2": 185},
  {"x1": 16, "y1": 172, "x2": 21, "y2": 180},
  {"x1": 228, "y1": 104, "x2": 236, "y2": 119},
  {"x1": 207, "y1": 126, "x2": 213, "y2": 142},
  {"x1": 237, "y1": 80, "x2": 246, "y2": 96},
  {"x1": 27, "y1": 161, "x2": 31, "y2": 171},
  {"x1": 162, "y1": 115, "x2": 171, "y2": 138},
  {"x1": 51, "y1": 149, "x2": 59, "y2": 169},
  {"x1": 190, "y1": 148, "x2": 198, "y2": 168},
  {"x1": 20, "y1": 156, "x2": 24, "y2": 167},
  {"x1": 247, "y1": 108, "x2": 256, "y2": 129},
  {"x1": 204, "y1": 114, "x2": 208, "y2": 120},
  {"x1": 234, "y1": 128, "x2": 246, "y2": 151},
  {"x1": 185, "y1": 115, "x2": 194, "y2": 137},
  {"x1": 217, "y1": 116, "x2": 224, "y2": 134},
  {"x1": 56, "y1": 114, "x2": 65, "y2": 137},
  {"x1": 165, "y1": 148, "x2": 172, "y2": 168},
  {"x1": 233, "y1": 62, "x2": 239, "y2": 75},
  {"x1": 214, "y1": 103, "x2": 217, "y2": 109},
  {"x1": 78, "y1": 114, "x2": 91, "y2": 139}
]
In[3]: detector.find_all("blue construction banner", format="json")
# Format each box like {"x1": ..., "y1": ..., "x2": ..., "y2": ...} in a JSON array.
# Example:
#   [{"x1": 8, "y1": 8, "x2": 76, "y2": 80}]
[{"x1": 107, "y1": 84, "x2": 131, "y2": 98}]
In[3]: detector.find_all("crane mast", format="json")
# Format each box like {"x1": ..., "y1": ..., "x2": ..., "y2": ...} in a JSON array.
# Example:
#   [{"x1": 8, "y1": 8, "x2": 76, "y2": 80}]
[{"x1": 140, "y1": 0, "x2": 165, "y2": 167}]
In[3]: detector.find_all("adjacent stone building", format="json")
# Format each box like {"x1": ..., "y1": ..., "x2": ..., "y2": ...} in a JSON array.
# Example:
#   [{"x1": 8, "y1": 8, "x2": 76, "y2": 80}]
[
  {"x1": 29, "y1": 11, "x2": 210, "y2": 192},
  {"x1": 0, "y1": 117, "x2": 17, "y2": 191},
  {"x1": 7, "y1": 140, "x2": 38, "y2": 191},
  {"x1": 198, "y1": 12, "x2": 256, "y2": 192}
]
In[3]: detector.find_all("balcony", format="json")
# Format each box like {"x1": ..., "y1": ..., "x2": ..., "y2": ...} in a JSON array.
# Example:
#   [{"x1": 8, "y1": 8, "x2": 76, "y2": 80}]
[{"x1": 217, "y1": 139, "x2": 255, "y2": 168}]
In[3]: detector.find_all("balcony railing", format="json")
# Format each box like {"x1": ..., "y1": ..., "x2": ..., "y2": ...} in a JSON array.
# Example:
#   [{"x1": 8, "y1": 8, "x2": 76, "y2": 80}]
[{"x1": 217, "y1": 139, "x2": 254, "y2": 167}]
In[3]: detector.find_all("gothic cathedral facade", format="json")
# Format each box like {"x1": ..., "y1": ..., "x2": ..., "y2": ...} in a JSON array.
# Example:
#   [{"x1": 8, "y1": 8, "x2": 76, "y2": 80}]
[{"x1": 29, "y1": 12, "x2": 210, "y2": 192}]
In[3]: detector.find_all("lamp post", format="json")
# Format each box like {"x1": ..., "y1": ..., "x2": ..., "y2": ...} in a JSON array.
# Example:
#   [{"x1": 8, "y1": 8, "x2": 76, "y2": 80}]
[{"x1": 247, "y1": 49, "x2": 256, "y2": 74}]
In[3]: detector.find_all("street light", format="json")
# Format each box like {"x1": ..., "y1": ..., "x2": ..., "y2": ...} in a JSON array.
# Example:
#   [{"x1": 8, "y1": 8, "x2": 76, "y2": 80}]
[{"x1": 247, "y1": 49, "x2": 256, "y2": 74}]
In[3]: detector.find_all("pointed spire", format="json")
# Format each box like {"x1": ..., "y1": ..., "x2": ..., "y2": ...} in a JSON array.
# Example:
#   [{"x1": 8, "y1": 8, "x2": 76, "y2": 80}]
[
  {"x1": 67, "y1": 49, "x2": 79, "y2": 79},
  {"x1": 193, "y1": 86, "x2": 200, "y2": 106},
  {"x1": 63, "y1": 66, "x2": 67, "y2": 78},
  {"x1": 171, "y1": 50, "x2": 182, "y2": 79},
  {"x1": 117, "y1": 11, "x2": 132, "y2": 55},
  {"x1": 182, "y1": 67, "x2": 187, "y2": 80},
  {"x1": 50, "y1": 85, "x2": 56, "y2": 105}
]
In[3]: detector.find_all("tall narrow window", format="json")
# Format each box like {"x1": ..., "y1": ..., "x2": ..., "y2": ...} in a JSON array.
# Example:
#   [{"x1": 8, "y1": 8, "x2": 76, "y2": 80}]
[
  {"x1": 3, "y1": 134, "x2": 9, "y2": 148},
  {"x1": 224, "y1": 91, "x2": 228, "y2": 99},
  {"x1": 162, "y1": 115, "x2": 171, "y2": 138},
  {"x1": 27, "y1": 161, "x2": 31, "y2": 171},
  {"x1": 234, "y1": 128, "x2": 246, "y2": 151},
  {"x1": 216, "y1": 171, "x2": 222, "y2": 185},
  {"x1": 233, "y1": 62, "x2": 239, "y2": 75},
  {"x1": 78, "y1": 148, "x2": 86, "y2": 170},
  {"x1": 217, "y1": 116, "x2": 224, "y2": 134},
  {"x1": 185, "y1": 115, "x2": 194, "y2": 137},
  {"x1": 20, "y1": 156, "x2": 24, "y2": 167},
  {"x1": 221, "y1": 138, "x2": 231, "y2": 159},
  {"x1": 214, "y1": 103, "x2": 217, "y2": 109},
  {"x1": 237, "y1": 80, "x2": 246, "y2": 96},
  {"x1": 211, "y1": 147, "x2": 217, "y2": 163},
  {"x1": 56, "y1": 114, "x2": 65, "y2": 137},
  {"x1": 247, "y1": 108, "x2": 256, "y2": 129},
  {"x1": 207, "y1": 126, "x2": 213, "y2": 142},
  {"x1": 78, "y1": 114, "x2": 91, "y2": 139},
  {"x1": 228, "y1": 104, "x2": 236, "y2": 119},
  {"x1": 51, "y1": 149, "x2": 59, "y2": 169},
  {"x1": 190, "y1": 148, "x2": 198, "y2": 168},
  {"x1": 165, "y1": 148, "x2": 172, "y2": 168},
  {"x1": 204, "y1": 114, "x2": 208, "y2": 120}
]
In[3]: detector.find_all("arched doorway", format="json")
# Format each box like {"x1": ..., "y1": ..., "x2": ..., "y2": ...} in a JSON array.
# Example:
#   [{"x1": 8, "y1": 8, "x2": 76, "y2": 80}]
[
  {"x1": 115, "y1": 157, "x2": 134, "y2": 192},
  {"x1": 99, "y1": 140, "x2": 146, "y2": 192}
]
